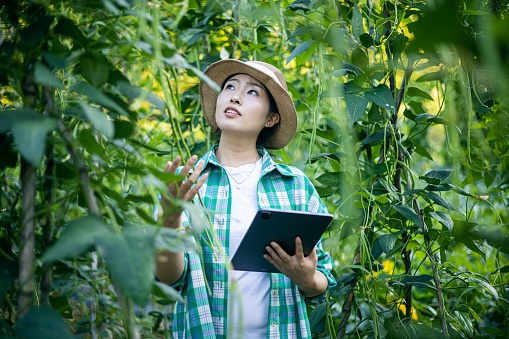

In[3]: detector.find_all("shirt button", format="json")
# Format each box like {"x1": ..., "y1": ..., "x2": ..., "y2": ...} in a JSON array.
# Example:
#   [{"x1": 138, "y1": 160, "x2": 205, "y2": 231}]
[
  {"x1": 271, "y1": 321, "x2": 277, "y2": 326},
  {"x1": 271, "y1": 289, "x2": 277, "y2": 296}
]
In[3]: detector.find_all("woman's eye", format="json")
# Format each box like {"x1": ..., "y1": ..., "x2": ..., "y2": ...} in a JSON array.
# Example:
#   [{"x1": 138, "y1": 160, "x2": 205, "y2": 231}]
[
  {"x1": 226, "y1": 84, "x2": 234, "y2": 90},
  {"x1": 248, "y1": 89, "x2": 259, "y2": 96}
]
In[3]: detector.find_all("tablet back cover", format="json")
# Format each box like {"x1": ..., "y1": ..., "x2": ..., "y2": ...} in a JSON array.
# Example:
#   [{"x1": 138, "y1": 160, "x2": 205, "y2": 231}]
[{"x1": 230, "y1": 208, "x2": 333, "y2": 273}]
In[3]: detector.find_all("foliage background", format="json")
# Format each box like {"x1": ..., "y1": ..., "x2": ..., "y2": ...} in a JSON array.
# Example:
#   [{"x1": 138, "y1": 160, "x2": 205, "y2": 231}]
[{"x1": 0, "y1": 0, "x2": 508, "y2": 338}]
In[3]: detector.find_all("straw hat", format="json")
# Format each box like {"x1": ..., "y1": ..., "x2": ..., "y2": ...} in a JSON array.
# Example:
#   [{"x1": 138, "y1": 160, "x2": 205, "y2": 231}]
[{"x1": 199, "y1": 59, "x2": 297, "y2": 150}]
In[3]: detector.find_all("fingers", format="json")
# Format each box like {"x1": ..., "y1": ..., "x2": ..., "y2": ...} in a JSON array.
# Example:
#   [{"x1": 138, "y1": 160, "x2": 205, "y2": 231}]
[
  {"x1": 164, "y1": 155, "x2": 181, "y2": 174},
  {"x1": 295, "y1": 237, "x2": 304, "y2": 258}
]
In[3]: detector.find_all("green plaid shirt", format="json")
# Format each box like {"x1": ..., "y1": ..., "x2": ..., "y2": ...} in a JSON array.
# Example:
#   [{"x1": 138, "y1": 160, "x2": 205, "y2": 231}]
[{"x1": 166, "y1": 145, "x2": 336, "y2": 338}]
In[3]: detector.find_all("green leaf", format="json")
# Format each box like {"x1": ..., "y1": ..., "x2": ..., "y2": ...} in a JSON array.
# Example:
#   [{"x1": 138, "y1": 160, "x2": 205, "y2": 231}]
[
  {"x1": 15, "y1": 306, "x2": 73, "y2": 339},
  {"x1": 316, "y1": 172, "x2": 341, "y2": 187},
  {"x1": 364, "y1": 84, "x2": 396, "y2": 112},
  {"x1": 424, "y1": 169, "x2": 452, "y2": 181},
  {"x1": 12, "y1": 117, "x2": 57, "y2": 168},
  {"x1": 98, "y1": 226, "x2": 155, "y2": 306},
  {"x1": 286, "y1": 40, "x2": 313, "y2": 66},
  {"x1": 378, "y1": 234, "x2": 397, "y2": 253},
  {"x1": 429, "y1": 211, "x2": 453, "y2": 234},
  {"x1": 352, "y1": 2, "x2": 364, "y2": 43},
  {"x1": 402, "y1": 274, "x2": 434, "y2": 288},
  {"x1": 413, "y1": 143, "x2": 434, "y2": 161},
  {"x1": 156, "y1": 227, "x2": 197, "y2": 253},
  {"x1": 70, "y1": 82, "x2": 128, "y2": 116},
  {"x1": 392, "y1": 204, "x2": 422, "y2": 227},
  {"x1": 361, "y1": 128, "x2": 391, "y2": 145},
  {"x1": 34, "y1": 62, "x2": 64, "y2": 89},
  {"x1": 80, "y1": 103, "x2": 115, "y2": 139},
  {"x1": 345, "y1": 93, "x2": 369, "y2": 124},
  {"x1": 152, "y1": 280, "x2": 184, "y2": 303},
  {"x1": 427, "y1": 192, "x2": 454, "y2": 210},
  {"x1": 42, "y1": 216, "x2": 111, "y2": 262},
  {"x1": 416, "y1": 70, "x2": 446, "y2": 82},
  {"x1": 469, "y1": 277, "x2": 498, "y2": 301},
  {"x1": 116, "y1": 81, "x2": 166, "y2": 112},
  {"x1": 0, "y1": 109, "x2": 42, "y2": 134},
  {"x1": 406, "y1": 87, "x2": 433, "y2": 100},
  {"x1": 79, "y1": 52, "x2": 110, "y2": 87},
  {"x1": 309, "y1": 300, "x2": 335, "y2": 334}
]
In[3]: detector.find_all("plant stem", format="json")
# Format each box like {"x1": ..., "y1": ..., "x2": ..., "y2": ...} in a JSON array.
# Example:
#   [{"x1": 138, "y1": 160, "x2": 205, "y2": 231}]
[{"x1": 18, "y1": 159, "x2": 36, "y2": 317}]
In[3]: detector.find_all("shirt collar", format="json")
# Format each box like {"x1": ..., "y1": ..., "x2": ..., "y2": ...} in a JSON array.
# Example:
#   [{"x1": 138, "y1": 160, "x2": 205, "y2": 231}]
[{"x1": 201, "y1": 144, "x2": 297, "y2": 178}]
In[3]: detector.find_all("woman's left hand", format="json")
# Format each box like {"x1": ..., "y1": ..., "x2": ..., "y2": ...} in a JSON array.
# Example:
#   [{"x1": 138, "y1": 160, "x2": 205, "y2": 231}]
[{"x1": 264, "y1": 237, "x2": 328, "y2": 297}]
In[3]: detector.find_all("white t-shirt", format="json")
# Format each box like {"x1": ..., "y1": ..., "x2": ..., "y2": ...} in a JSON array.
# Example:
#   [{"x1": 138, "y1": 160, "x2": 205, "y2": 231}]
[{"x1": 224, "y1": 158, "x2": 270, "y2": 339}]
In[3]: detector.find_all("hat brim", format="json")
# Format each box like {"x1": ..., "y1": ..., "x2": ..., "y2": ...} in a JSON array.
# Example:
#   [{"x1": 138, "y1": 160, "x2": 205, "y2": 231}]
[{"x1": 199, "y1": 59, "x2": 297, "y2": 150}]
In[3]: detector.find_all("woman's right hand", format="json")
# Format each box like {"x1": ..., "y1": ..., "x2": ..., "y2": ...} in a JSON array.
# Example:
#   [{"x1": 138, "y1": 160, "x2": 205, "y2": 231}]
[{"x1": 161, "y1": 155, "x2": 208, "y2": 229}]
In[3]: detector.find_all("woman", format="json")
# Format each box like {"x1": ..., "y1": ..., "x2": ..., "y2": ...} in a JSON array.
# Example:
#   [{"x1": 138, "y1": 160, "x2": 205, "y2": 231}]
[{"x1": 155, "y1": 59, "x2": 336, "y2": 338}]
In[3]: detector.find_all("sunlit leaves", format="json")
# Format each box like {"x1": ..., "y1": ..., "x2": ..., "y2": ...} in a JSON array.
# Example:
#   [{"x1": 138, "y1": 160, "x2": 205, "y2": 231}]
[
  {"x1": 429, "y1": 211, "x2": 454, "y2": 233},
  {"x1": 364, "y1": 84, "x2": 396, "y2": 113},
  {"x1": 286, "y1": 40, "x2": 313, "y2": 65}
]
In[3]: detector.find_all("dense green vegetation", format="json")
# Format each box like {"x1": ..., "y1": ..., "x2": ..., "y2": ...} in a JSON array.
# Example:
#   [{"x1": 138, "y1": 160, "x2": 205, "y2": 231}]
[{"x1": 1, "y1": 0, "x2": 508, "y2": 338}]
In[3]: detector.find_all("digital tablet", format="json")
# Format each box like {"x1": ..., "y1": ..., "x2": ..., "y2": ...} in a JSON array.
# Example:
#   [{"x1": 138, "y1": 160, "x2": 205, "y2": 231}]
[{"x1": 230, "y1": 208, "x2": 333, "y2": 273}]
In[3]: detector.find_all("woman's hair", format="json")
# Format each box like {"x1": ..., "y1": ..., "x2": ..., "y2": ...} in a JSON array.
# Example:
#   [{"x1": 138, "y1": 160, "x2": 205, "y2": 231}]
[{"x1": 220, "y1": 74, "x2": 281, "y2": 148}]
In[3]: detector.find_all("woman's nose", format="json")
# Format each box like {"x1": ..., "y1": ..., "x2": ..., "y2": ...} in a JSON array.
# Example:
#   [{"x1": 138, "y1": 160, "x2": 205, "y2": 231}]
[{"x1": 230, "y1": 93, "x2": 241, "y2": 105}]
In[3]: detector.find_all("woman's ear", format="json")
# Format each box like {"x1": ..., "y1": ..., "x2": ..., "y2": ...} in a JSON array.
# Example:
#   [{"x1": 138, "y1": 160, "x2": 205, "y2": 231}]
[{"x1": 265, "y1": 113, "x2": 280, "y2": 127}]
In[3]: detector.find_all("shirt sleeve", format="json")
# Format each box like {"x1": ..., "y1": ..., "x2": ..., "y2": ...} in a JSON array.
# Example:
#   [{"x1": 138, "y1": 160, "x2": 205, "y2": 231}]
[{"x1": 303, "y1": 175, "x2": 337, "y2": 304}]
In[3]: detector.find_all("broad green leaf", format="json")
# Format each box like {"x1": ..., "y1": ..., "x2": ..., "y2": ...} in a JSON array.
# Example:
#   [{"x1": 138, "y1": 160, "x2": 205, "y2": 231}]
[
  {"x1": 413, "y1": 143, "x2": 434, "y2": 161},
  {"x1": 15, "y1": 306, "x2": 73, "y2": 339},
  {"x1": 364, "y1": 84, "x2": 396, "y2": 112},
  {"x1": 116, "y1": 81, "x2": 166, "y2": 112},
  {"x1": 286, "y1": 40, "x2": 313, "y2": 66},
  {"x1": 352, "y1": 2, "x2": 364, "y2": 43},
  {"x1": 152, "y1": 280, "x2": 184, "y2": 303},
  {"x1": 309, "y1": 300, "x2": 335, "y2": 333},
  {"x1": 416, "y1": 70, "x2": 446, "y2": 82},
  {"x1": 429, "y1": 211, "x2": 454, "y2": 234},
  {"x1": 80, "y1": 103, "x2": 115, "y2": 139},
  {"x1": 424, "y1": 169, "x2": 452, "y2": 181},
  {"x1": 378, "y1": 234, "x2": 397, "y2": 253},
  {"x1": 427, "y1": 192, "x2": 454, "y2": 210},
  {"x1": 406, "y1": 87, "x2": 433, "y2": 100},
  {"x1": 469, "y1": 277, "x2": 498, "y2": 301},
  {"x1": 361, "y1": 128, "x2": 391, "y2": 145},
  {"x1": 70, "y1": 82, "x2": 127, "y2": 116},
  {"x1": 345, "y1": 93, "x2": 369, "y2": 123},
  {"x1": 98, "y1": 226, "x2": 155, "y2": 306},
  {"x1": 34, "y1": 62, "x2": 64, "y2": 89},
  {"x1": 78, "y1": 129, "x2": 106, "y2": 158},
  {"x1": 402, "y1": 274, "x2": 434, "y2": 288},
  {"x1": 392, "y1": 204, "x2": 422, "y2": 227},
  {"x1": 156, "y1": 227, "x2": 197, "y2": 253},
  {"x1": 78, "y1": 52, "x2": 110, "y2": 87},
  {"x1": 12, "y1": 117, "x2": 57, "y2": 168},
  {"x1": 0, "y1": 109, "x2": 42, "y2": 134},
  {"x1": 325, "y1": 28, "x2": 346, "y2": 54},
  {"x1": 42, "y1": 216, "x2": 111, "y2": 262},
  {"x1": 316, "y1": 172, "x2": 341, "y2": 187}
]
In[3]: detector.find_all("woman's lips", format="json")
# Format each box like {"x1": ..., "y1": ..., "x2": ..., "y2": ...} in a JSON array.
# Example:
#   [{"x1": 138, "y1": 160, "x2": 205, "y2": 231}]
[{"x1": 224, "y1": 106, "x2": 241, "y2": 117}]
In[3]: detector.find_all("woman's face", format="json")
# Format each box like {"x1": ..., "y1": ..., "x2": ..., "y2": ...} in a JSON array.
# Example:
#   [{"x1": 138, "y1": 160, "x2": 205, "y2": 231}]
[{"x1": 214, "y1": 74, "x2": 279, "y2": 141}]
